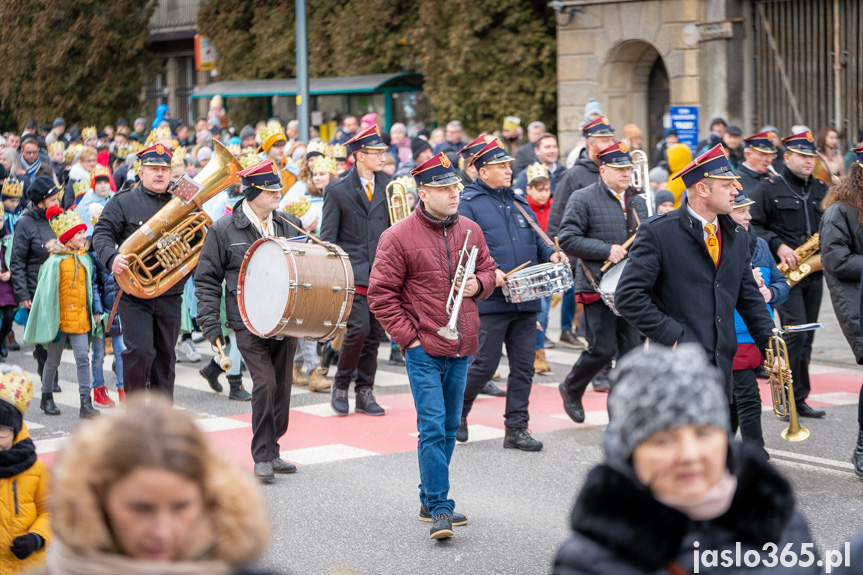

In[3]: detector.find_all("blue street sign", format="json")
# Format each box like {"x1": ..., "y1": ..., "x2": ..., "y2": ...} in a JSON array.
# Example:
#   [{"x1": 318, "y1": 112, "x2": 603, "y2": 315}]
[{"x1": 670, "y1": 106, "x2": 699, "y2": 154}]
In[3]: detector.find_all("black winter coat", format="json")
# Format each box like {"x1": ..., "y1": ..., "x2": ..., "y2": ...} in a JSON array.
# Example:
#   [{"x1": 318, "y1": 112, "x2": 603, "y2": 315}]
[
  {"x1": 319, "y1": 167, "x2": 389, "y2": 287},
  {"x1": 194, "y1": 200, "x2": 303, "y2": 341},
  {"x1": 558, "y1": 181, "x2": 647, "y2": 293},
  {"x1": 547, "y1": 149, "x2": 600, "y2": 238},
  {"x1": 553, "y1": 443, "x2": 820, "y2": 575},
  {"x1": 89, "y1": 244, "x2": 121, "y2": 336},
  {"x1": 735, "y1": 163, "x2": 772, "y2": 195},
  {"x1": 92, "y1": 183, "x2": 185, "y2": 297},
  {"x1": 10, "y1": 205, "x2": 55, "y2": 302},
  {"x1": 614, "y1": 201, "x2": 775, "y2": 396},
  {"x1": 820, "y1": 202, "x2": 863, "y2": 364}
]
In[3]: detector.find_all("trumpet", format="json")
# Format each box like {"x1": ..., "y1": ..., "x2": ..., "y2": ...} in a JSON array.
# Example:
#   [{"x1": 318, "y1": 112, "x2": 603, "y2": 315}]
[
  {"x1": 630, "y1": 149, "x2": 654, "y2": 216},
  {"x1": 386, "y1": 180, "x2": 410, "y2": 225},
  {"x1": 438, "y1": 230, "x2": 478, "y2": 341},
  {"x1": 764, "y1": 329, "x2": 809, "y2": 442},
  {"x1": 777, "y1": 233, "x2": 821, "y2": 287}
]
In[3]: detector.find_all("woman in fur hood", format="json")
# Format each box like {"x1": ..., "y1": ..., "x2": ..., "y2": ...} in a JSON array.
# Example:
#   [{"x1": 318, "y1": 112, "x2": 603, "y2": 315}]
[{"x1": 30, "y1": 397, "x2": 279, "y2": 575}]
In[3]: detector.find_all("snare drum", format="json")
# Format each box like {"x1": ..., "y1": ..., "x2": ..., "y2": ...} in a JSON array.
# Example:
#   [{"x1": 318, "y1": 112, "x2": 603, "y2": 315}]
[
  {"x1": 502, "y1": 262, "x2": 573, "y2": 303},
  {"x1": 237, "y1": 237, "x2": 354, "y2": 340},
  {"x1": 597, "y1": 260, "x2": 627, "y2": 316}
]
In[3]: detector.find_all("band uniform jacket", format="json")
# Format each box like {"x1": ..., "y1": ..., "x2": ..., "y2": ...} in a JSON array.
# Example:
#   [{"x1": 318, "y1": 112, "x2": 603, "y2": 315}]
[
  {"x1": 558, "y1": 181, "x2": 647, "y2": 294},
  {"x1": 614, "y1": 200, "x2": 776, "y2": 396},
  {"x1": 546, "y1": 148, "x2": 600, "y2": 238},
  {"x1": 368, "y1": 204, "x2": 498, "y2": 358},
  {"x1": 735, "y1": 163, "x2": 771, "y2": 195},
  {"x1": 319, "y1": 166, "x2": 389, "y2": 288}
]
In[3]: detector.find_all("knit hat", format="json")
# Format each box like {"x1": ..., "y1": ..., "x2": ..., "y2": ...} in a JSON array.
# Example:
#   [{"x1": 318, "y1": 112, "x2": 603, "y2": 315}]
[
  {"x1": 605, "y1": 345, "x2": 730, "y2": 460},
  {"x1": 239, "y1": 125, "x2": 256, "y2": 142},
  {"x1": 411, "y1": 138, "x2": 432, "y2": 160},
  {"x1": 53, "y1": 117, "x2": 66, "y2": 128},
  {"x1": 584, "y1": 98, "x2": 603, "y2": 118},
  {"x1": 653, "y1": 189, "x2": 675, "y2": 211},
  {"x1": 197, "y1": 147, "x2": 213, "y2": 163},
  {"x1": 0, "y1": 365, "x2": 33, "y2": 424},
  {"x1": 28, "y1": 176, "x2": 63, "y2": 204},
  {"x1": 648, "y1": 166, "x2": 669, "y2": 183},
  {"x1": 46, "y1": 205, "x2": 87, "y2": 244}
]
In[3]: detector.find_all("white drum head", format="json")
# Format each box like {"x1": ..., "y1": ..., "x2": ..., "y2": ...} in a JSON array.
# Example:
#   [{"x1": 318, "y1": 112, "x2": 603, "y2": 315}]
[
  {"x1": 599, "y1": 259, "x2": 627, "y2": 292},
  {"x1": 242, "y1": 240, "x2": 294, "y2": 335}
]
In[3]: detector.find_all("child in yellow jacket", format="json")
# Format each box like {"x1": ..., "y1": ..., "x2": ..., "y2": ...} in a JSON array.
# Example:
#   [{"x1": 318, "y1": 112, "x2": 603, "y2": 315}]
[{"x1": 0, "y1": 367, "x2": 50, "y2": 574}]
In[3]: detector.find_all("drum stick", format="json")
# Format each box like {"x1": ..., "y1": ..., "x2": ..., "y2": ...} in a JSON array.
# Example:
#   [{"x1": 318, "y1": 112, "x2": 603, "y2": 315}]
[
  {"x1": 503, "y1": 260, "x2": 532, "y2": 279},
  {"x1": 600, "y1": 234, "x2": 637, "y2": 272},
  {"x1": 554, "y1": 236, "x2": 561, "y2": 261}
]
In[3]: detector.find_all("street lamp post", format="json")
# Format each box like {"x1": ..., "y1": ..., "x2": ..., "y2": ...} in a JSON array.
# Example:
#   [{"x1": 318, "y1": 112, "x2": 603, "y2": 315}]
[{"x1": 296, "y1": 0, "x2": 310, "y2": 141}]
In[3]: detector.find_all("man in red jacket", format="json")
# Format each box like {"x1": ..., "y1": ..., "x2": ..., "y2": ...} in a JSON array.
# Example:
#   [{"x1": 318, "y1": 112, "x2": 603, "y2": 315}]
[{"x1": 369, "y1": 152, "x2": 497, "y2": 541}]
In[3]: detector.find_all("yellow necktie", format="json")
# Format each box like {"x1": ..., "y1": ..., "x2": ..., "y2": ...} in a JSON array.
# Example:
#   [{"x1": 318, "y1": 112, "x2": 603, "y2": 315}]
[
  {"x1": 366, "y1": 181, "x2": 373, "y2": 203},
  {"x1": 616, "y1": 193, "x2": 625, "y2": 211},
  {"x1": 705, "y1": 224, "x2": 719, "y2": 266},
  {"x1": 261, "y1": 220, "x2": 267, "y2": 235}
]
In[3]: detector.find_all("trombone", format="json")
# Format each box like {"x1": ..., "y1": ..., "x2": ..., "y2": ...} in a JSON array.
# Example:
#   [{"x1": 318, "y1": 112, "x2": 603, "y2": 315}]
[
  {"x1": 438, "y1": 230, "x2": 478, "y2": 341},
  {"x1": 386, "y1": 180, "x2": 410, "y2": 224},
  {"x1": 630, "y1": 149, "x2": 654, "y2": 216},
  {"x1": 764, "y1": 329, "x2": 809, "y2": 442}
]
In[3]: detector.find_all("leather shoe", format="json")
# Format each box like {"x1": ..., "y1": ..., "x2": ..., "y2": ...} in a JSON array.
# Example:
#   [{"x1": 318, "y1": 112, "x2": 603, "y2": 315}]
[
  {"x1": 254, "y1": 462, "x2": 275, "y2": 484},
  {"x1": 331, "y1": 387, "x2": 349, "y2": 416},
  {"x1": 853, "y1": 430, "x2": 863, "y2": 479},
  {"x1": 355, "y1": 387, "x2": 385, "y2": 416},
  {"x1": 40, "y1": 393, "x2": 60, "y2": 416},
  {"x1": 430, "y1": 514, "x2": 453, "y2": 540},
  {"x1": 504, "y1": 427, "x2": 543, "y2": 451},
  {"x1": 591, "y1": 362, "x2": 611, "y2": 393},
  {"x1": 420, "y1": 504, "x2": 467, "y2": 526},
  {"x1": 796, "y1": 401, "x2": 825, "y2": 418},
  {"x1": 52, "y1": 379, "x2": 61, "y2": 393},
  {"x1": 480, "y1": 380, "x2": 505, "y2": 397},
  {"x1": 558, "y1": 383, "x2": 585, "y2": 423},
  {"x1": 271, "y1": 457, "x2": 297, "y2": 474},
  {"x1": 559, "y1": 329, "x2": 585, "y2": 350},
  {"x1": 456, "y1": 415, "x2": 468, "y2": 443}
]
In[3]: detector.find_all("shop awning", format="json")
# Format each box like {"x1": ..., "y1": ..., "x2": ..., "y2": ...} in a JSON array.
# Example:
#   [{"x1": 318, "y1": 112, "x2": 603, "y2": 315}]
[{"x1": 191, "y1": 72, "x2": 423, "y2": 98}]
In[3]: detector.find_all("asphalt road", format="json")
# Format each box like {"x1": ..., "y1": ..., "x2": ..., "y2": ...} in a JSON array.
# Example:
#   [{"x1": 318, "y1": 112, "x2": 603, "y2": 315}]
[{"x1": 17, "y1": 278, "x2": 863, "y2": 574}]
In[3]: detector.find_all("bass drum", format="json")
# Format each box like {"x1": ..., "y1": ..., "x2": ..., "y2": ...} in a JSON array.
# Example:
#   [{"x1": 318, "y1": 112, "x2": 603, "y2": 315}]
[{"x1": 237, "y1": 237, "x2": 354, "y2": 340}]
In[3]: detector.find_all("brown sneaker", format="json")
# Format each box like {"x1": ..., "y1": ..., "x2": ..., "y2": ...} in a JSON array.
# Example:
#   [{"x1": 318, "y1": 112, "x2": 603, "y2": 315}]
[
  {"x1": 293, "y1": 366, "x2": 309, "y2": 386},
  {"x1": 534, "y1": 349, "x2": 552, "y2": 375},
  {"x1": 308, "y1": 368, "x2": 332, "y2": 392},
  {"x1": 559, "y1": 329, "x2": 585, "y2": 350}
]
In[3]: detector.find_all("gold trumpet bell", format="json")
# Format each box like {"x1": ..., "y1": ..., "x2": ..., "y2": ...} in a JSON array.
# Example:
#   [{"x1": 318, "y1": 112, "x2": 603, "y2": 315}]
[{"x1": 765, "y1": 332, "x2": 809, "y2": 442}]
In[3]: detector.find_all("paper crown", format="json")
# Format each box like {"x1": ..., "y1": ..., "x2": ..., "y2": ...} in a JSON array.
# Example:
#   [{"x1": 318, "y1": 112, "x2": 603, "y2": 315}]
[
  {"x1": 392, "y1": 175, "x2": 417, "y2": 193},
  {"x1": 743, "y1": 132, "x2": 777, "y2": 154},
  {"x1": 306, "y1": 140, "x2": 328, "y2": 159},
  {"x1": 458, "y1": 135, "x2": 492, "y2": 160},
  {"x1": 597, "y1": 141, "x2": 634, "y2": 167},
  {"x1": 82, "y1": 126, "x2": 98, "y2": 141},
  {"x1": 583, "y1": 116, "x2": 615, "y2": 138},
  {"x1": 46, "y1": 205, "x2": 87, "y2": 244},
  {"x1": 139, "y1": 143, "x2": 173, "y2": 167},
  {"x1": 239, "y1": 148, "x2": 259, "y2": 169},
  {"x1": 283, "y1": 195, "x2": 312, "y2": 218},
  {"x1": 2, "y1": 177, "x2": 23, "y2": 198},
  {"x1": 346, "y1": 124, "x2": 387, "y2": 154},
  {"x1": 854, "y1": 146, "x2": 863, "y2": 167},
  {"x1": 0, "y1": 365, "x2": 33, "y2": 415},
  {"x1": 115, "y1": 144, "x2": 131, "y2": 160},
  {"x1": 227, "y1": 143, "x2": 242, "y2": 157},
  {"x1": 468, "y1": 138, "x2": 514, "y2": 170},
  {"x1": 309, "y1": 155, "x2": 337, "y2": 175},
  {"x1": 327, "y1": 143, "x2": 348, "y2": 160},
  {"x1": 91, "y1": 164, "x2": 112, "y2": 182},
  {"x1": 526, "y1": 162, "x2": 550, "y2": 184},
  {"x1": 671, "y1": 144, "x2": 740, "y2": 188},
  {"x1": 782, "y1": 130, "x2": 818, "y2": 156},
  {"x1": 502, "y1": 116, "x2": 521, "y2": 131},
  {"x1": 411, "y1": 152, "x2": 461, "y2": 188},
  {"x1": 146, "y1": 126, "x2": 174, "y2": 145},
  {"x1": 259, "y1": 121, "x2": 287, "y2": 154},
  {"x1": 64, "y1": 144, "x2": 83, "y2": 165},
  {"x1": 73, "y1": 179, "x2": 90, "y2": 200},
  {"x1": 237, "y1": 159, "x2": 282, "y2": 191},
  {"x1": 48, "y1": 141, "x2": 66, "y2": 156},
  {"x1": 131, "y1": 141, "x2": 147, "y2": 154},
  {"x1": 171, "y1": 146, "x2": 187, "y2": 168}
]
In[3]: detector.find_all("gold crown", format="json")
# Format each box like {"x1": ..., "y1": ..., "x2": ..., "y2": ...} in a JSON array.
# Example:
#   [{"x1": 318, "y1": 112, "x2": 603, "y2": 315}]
[
  {"x1": 306, "y1": 140, "x2": 327, "y2": 157},
  {"x1": 283, "y1": 195, "x2": 312, "y2": 218},
  {"x1": 73, "y1": 179, "x2": 90, "y2": 199},
  {"x1": 131, "y1": 141, "x2": 147, "y2": 154},
  {"x1": 309, "y1": 155, "x2": 337, "y2": 175},
  {"x1": 0, "y1": 366, "x2": 33, "y2": 416},
  {"x1": 503, "y1": 116, "x2": 521, "y2": 131},
  {"x1": 48, "y1": 141, "x2": 66, "y2": 156},
  {"x1": 171, "y1": 146, "x2": 187, "y2": 167},
  {"x1": 64, "y1": 144, "x2": 83, "y2": 165},
  {"x1": 259, "y1": 121, "x2": 286, "y2": 153},
  {"x1": 327, "y1": 143, "x2": 347, "y2": 160},
  {"x1": 239, "y1": 150, "x2": 260, "y2": 169},
  {"x1": 146, "y1": 126, "x2": 173, "y2": 145},
  {"x1": 82, "y1": 126, "x2": 97, "y2": 141},
  {"x1": 91, "y1": 164, "x2": 112, "y2": 181},
  {"x1": 48, "y1": 206, "x2": 86, "y2": 241},
  {"x1": 227, "y1": 143, "x2": 241, "y2": 157},
  {"x1": 2, "y1": 177, "x2": 23, "y2": 198},
  {"x1": 526, "y1": 162, "x2": 550, "y2": 184},
  {"x1": 115, "y1": 144, "x2": 131, "y2": 160},
  {"x1": 393, "y1": 175, "x2": 417, "y2": 193}
]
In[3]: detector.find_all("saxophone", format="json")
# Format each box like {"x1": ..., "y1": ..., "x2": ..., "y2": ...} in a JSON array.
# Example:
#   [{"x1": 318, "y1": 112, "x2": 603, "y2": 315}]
[{"x1": 776, "y1": 233, "x2": 821, "y2": 287}]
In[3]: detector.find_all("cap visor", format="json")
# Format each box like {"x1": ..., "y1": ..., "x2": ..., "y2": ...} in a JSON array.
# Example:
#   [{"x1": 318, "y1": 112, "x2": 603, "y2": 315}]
[
  {"x1": 421, "y1": 174, "x2": 462, "y2": 187},
  {"x1": 749, "y1": 146, "x2": 777, "y2": 154},
  {"x1": 360, "y1": 143, "x2": 389, "y2": 151},
  {"x1": 787, "y1": 147, "x2": 818, "y2": 157},
  {"x1": 603, "y1": 161, "x2": 633, "y2": 168},
  {"x1": 733, "y1": 199, "x2": 756, "y2": 208},
  {"x1": 142, "y1": 160, "x2": 171, "y2": 167}
]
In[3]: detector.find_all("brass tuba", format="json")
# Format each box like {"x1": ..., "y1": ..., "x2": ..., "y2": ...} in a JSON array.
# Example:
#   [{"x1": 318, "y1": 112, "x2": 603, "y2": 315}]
[
  {"x1": 115, "y1": 140, "x2": 242, "y2": 298},
  {"x1": 386, "y1": 180, "x2": 410, "y2": 224},
  {"x1": 776, "y1": 233, "x2": 821, "y2": 287},
  {"x1": 764, "y1": 329, "x2": 809, "y2": 442}
]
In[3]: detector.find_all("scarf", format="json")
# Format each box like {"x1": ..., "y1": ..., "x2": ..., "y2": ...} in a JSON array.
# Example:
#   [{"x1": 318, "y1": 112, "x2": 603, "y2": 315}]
[
  {"x1": 46, "y1": 539, "x2": 232, "y2": 575},
  {"x1": 0, "y1": 437, "x2": 37, "y2": 478},
  {"x1": 655, "y1": 470, "x2": 738, "y2": 521},
  {"x1": 241, "y1": 200, "x2": 273, "y2": 238},
  {"x1": 21, "y1": 154, "x2": 41, "y2": 180}
]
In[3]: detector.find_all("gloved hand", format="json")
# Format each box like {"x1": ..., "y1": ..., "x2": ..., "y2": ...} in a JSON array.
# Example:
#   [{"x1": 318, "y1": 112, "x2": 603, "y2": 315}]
[
  {"x1": 10, "y1": 533, "x2": 41, "y2": 560},
  {"x1": 204, "y1": 327, "x2": 225, "y2": 349}
]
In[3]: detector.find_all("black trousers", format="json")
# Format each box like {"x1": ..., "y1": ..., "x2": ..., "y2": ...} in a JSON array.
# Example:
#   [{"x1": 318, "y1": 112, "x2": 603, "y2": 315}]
[
  {"x1": 118, "y1": 293, "x2": 182, "y2": 400},
  {"x1": 776, "y1": 273, "x2": 822, "y2": 402},
  {"x1": 730, "y1": 369, "x2": 766, "y2": 456},
  {"x1": 334, "y1": 294, "x2": 385, "y2": 392},
  {"x1": 562, "y1": 300, "x2": 640, "y2": 400},
  {"x1": 462, "y1": 311, "x2": 536, "y2": 429},
  {"x1": 235, "y1": 328, "x2": 296, "y2": 463}
]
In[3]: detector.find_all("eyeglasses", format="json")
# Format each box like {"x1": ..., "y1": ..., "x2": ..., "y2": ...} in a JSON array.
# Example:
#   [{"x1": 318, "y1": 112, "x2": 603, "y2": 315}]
[
  {"x1": 359, "y1": 151, "x2": 385, "y2": 158},
  {"x1": 0, "y1": 427, "x2": 14, "y2": 438}
]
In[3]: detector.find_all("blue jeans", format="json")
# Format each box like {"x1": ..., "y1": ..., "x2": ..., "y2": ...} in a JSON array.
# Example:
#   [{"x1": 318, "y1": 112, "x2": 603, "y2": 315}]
[
  {"x1": 536, "y1": 296, "x2": 551, "y2": 349},
  {"x1": 404, "y1": 345, "x2": 470, "y2": 517},
  {"x1": 560, "y1": 286, "x2": 575, "y2": 332},
  {"x1": 92, "y1": 334, "x2": 125, "y2": 390}
]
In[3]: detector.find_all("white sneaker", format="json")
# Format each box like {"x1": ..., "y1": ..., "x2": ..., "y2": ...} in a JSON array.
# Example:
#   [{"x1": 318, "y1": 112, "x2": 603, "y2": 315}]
[{"x1": 175, "y1": 338, "x2": 202, "y2": 362}]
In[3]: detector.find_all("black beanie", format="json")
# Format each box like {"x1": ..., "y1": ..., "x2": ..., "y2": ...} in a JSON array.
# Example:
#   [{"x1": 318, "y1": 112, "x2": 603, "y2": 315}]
[
  {"x1": 0, "y1": 400, "x2": 22, "y2": 437},
  {"x1": 411, "y1": 138, "x2": 432, "y2": 160}
]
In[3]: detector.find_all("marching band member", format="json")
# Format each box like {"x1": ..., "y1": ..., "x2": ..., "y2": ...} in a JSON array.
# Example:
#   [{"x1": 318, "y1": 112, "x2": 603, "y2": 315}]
[
  {"x1": 615, "y1": 145, "x2": 776, "y2": 402},
  {"x1": 456, "y1": 138, "x2": 567, "y2": 451},
  {"x1": 368, "y1": 152, "x2": 497, "y2": 540},
  {"x1": 194, "y1": 160, "x2": 304, "y2": 484},
  {"x1": 319, "y1": 124, "x2": 390, "y2": 417},
  {"x1": 736, "y1": 131, "x2": 778, "y2": 193},
  {"x1": 557, "y1": 142, "x2": 647, "y2": 422},
  {"x1": 750, "y1": 130, "x2": 830, "y2": 418},
  {"x1": 92, "y1": 143, "x2": 184, "y2": 401}
]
